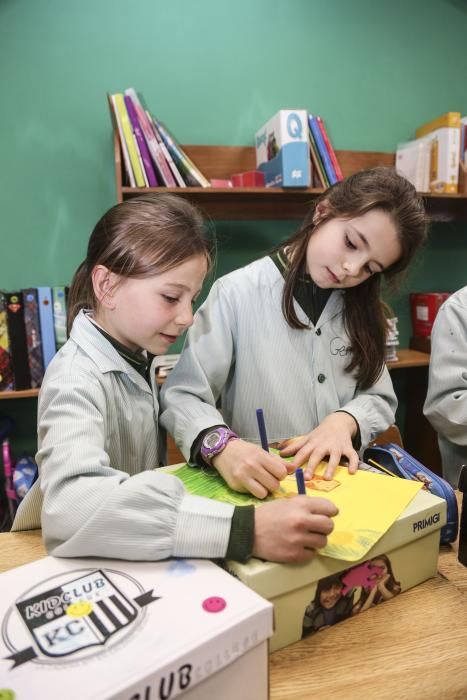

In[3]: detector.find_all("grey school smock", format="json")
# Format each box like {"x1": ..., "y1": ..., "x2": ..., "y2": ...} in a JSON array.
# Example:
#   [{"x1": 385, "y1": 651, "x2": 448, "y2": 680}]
[
  {"x1": 160, "y1": 256, "x2": 397, "y2": 458},
  {"x1": 424, "y1": 286, "x2": 467, "y2": 487},
  {"x1": 12, "y1": 311, "x2": 234, "y2": 560}
]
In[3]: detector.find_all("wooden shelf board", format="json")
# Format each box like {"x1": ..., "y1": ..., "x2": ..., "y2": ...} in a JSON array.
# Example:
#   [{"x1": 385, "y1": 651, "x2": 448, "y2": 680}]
[
  {"x1": 0, "y1": 388, "x2": 39, "y2": 400},
  {"x1": 387, "y1": 348, "x2": 430, "y2": 369},
  {"x1": 117, "y1": 144, "x2": 467, "y2": 221}
]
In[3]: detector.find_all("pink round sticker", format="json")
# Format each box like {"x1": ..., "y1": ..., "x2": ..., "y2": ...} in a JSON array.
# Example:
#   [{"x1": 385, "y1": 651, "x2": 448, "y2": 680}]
[{"x1": 202, "y1": 596, "x2": 227, "y2": 613}]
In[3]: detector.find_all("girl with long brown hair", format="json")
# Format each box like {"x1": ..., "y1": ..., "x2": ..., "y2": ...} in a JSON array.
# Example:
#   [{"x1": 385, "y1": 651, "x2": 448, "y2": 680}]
[
  {"x1": 161, "y1": 168, "x2": 428, "y2": 498},
  {"x1": 13, "y1": 193, "x2": 337, "y2": 564}
]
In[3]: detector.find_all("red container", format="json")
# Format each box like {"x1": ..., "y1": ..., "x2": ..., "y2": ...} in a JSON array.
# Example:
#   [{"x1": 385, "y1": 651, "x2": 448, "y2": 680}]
[
  {"x1": 410, "y1": 292, "x2": 451, "y2": 337},
  {"x1": 231, "y1": 170, "x2": 265, "y2": 187}
]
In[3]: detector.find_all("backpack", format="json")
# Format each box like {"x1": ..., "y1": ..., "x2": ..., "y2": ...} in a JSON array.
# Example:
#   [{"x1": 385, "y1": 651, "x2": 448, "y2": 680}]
[{"x1": 363, "y1": 443, "x2": 458, "y2": 545}]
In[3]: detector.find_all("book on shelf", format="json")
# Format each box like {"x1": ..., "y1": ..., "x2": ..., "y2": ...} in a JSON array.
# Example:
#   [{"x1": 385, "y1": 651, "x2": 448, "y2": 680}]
[
  {"x1": 123, "y1": 94, "x2": 158, "y2": 187},
  {"x1": 123, "y1": 88, "x2": 177, "y2": 187},
  {"x1": 22, "y1": 288, "x2": 45, "y2": 389},
  {"x1": 0, "y1": 292, "x2": 15, "y2": 391},
  {"x1": 37, "y1": 286, "x2": 56, "y2": 370},
  {"x1": 415, "y1": 111, "x2": 461, "y2": 193},
  {"x1": 461, "y1": 115, "x2": 467, "y2": 167},
  {"x1": 155, "y1": 119, "x2": 211, "y2": 187},
  {"x1": 5, "y1": 292, "x2": 31, "y2": 391},
  {"x1": 396, "y1": 137, "x2": 431, "y2": 192},
  {"x1": 308, "y1": 115, "x2": 339, "y2": 186},
  {"x1": 0, "y1": 555, "x2": 272, "y2": 700},
  {"x1": 52, "y1": 286, "x2": 67, "y2": 351},
  {"x1": 111, "y1": 93, "x2": 146, "y2": 187},
  {"x1": 108, "y1": 93, "x2": 136, "y2": 187},
  {"x1": 308, "y1": 123, "x2": 329, "y2": 188},
  {"x1": 148, "y1": 112, "x2": 186, "y2": 187},
  {"x1": 315, "y1": 115, "x2": 343, "y2": 181}
]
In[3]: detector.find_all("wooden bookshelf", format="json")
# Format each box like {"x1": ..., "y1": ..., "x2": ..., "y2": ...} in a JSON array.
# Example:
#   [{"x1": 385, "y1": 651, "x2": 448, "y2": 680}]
[{"x1": 114, "y1": 133, "x2": 467, "y2": 221}]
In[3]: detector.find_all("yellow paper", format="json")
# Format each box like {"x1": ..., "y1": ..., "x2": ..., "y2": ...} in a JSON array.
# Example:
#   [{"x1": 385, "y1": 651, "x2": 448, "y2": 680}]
[{"x1": 170, "y1": 462, "x2": 422, "y2": 562}]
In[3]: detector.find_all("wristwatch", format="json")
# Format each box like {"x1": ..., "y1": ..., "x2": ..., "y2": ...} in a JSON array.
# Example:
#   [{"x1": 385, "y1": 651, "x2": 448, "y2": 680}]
[{"x1": 201, "y1": 427, "x2": 239, "y2": 464}]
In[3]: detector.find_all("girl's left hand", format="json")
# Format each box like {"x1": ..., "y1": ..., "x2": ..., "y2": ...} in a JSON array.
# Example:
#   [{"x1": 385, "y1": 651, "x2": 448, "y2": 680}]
[{"x1": 277, "y1": 412, "x2": 359, "y2": 480}]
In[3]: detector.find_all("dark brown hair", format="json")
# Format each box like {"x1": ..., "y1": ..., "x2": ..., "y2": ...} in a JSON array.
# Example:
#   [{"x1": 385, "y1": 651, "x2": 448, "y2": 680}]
[
  {"x1": 67, "y1": 193, "x2": 211, "y2": 331},
  {"x1": 280, "y1": 167, "x2": 428, "y2": 389}
]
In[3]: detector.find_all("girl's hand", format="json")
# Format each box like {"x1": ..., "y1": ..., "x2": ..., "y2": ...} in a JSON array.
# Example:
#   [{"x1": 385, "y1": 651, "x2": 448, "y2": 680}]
[
  {"x1": 277, "y1": 412, "x2": 360, "y2": 480},
  {"x1": 211, "y1": 439, "x2": 293, "y2": 498},
  {"x1": 252, "y1": 496, "x2": 338, "y2": 563}
]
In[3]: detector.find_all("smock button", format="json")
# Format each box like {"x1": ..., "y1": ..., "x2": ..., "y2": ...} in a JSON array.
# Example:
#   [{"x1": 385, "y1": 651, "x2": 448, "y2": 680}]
[
  {"x1": 316, "y1": 328, "x2": 322, "y2": 336},
  {"x1": 318, "y1": 373, "x2": 326, "y2": 383}
]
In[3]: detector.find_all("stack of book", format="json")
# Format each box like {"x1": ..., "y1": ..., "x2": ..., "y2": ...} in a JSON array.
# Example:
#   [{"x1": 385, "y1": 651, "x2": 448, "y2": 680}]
[
  {"x1": 0, "y1": 287, "x2": 67, "y2": 392},
  {"x1": 108, "y1": 88, "x2": 210, "y2": 189},
  {"x1": 385, "y1": 316, "x2": 399, "y2": 362},
  {"x1": 254, "y1": 109, "x2": 343, "y2": 189},
  {"x1": 308, "y1": 114, "x2": 343, "y2": 188},
  {"x1": 396, "y1": 111, "x2": 462, "y2": 193}
]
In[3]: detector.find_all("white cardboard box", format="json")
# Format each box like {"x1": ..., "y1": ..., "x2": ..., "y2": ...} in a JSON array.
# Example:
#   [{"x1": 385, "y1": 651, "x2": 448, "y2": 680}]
[
  {"x1": 255, "y1": 109, "x2": 310, "y2": 187},
  {"x1": 228, "y1": 489, "x2": 446, "y2": 652},
  {"x1": 0, "y1": 556, "x2": 273, "y2": 699}
]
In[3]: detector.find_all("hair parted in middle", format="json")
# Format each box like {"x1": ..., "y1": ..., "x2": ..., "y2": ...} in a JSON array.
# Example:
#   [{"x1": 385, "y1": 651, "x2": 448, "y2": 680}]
[{"x1": 278, "y1": 167, "x2": 428, "y2": 390}]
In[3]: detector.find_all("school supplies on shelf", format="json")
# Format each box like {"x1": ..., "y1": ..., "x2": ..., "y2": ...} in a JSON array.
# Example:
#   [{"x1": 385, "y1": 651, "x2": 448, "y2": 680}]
[
  {"x1": 255, "y1": 109, "x2": 311, "y2": 187},
  {"x1": 0, "y1": 286, "x2": 69, "y2": 392},
  {"x1": 0, "y1": 555, "x2": 272, "y2": 699},
  {"x1": 415, "y1": 111, "x2": 461, "y2": 193}
]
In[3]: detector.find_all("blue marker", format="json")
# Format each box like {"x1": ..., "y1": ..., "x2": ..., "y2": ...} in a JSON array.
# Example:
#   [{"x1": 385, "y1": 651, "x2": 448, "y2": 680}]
[
  {"x1": 255, "y1": 408, "x2": 269, "y2": 452},
  {"x1": 295, "y1": 467, "x2": 306, "y2": 495}
]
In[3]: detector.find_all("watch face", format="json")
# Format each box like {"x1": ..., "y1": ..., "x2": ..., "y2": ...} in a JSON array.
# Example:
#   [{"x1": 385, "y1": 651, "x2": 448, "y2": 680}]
[{"x1": 204, "y1": 430, "x2": 222, "y2": 449}]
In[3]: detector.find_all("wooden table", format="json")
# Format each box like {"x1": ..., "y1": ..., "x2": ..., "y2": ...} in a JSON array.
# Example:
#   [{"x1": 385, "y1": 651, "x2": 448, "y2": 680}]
[{"x1": 1, "y1": 529, "x2": 466, "y2": 700}]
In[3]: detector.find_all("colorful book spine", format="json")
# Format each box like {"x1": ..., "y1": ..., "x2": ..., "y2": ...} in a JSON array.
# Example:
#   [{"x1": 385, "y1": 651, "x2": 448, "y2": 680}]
[
  {"x1": 108, "y1": 93, "x2": 136, "y2": 187},
  {"x1": 123, "y1": 95, "x2": 158, "y2": 187},
  {"x1": 112, "y1": 93, "x2": 146, "y2": 187},
  {"x1": 5, "y1": 292, "x2": 31, "y2": 390},
  {"x1": 308, "y1": 115, "x2": 338, "y2": 185},
  {"x1": 52, "y1": 287, "x2": 67, "y2": 351},
  {"x1": 123, "y1": 88, "x2": 176, "y2": 187},
  {"x1": 37, "y1": 287, "x2": 56, "y2": 371},
  {"x1": 308, "y1": 127, "x2": 329, "y2": 188},
  {"x1": 155, "y1": 119, "x2": 210, "y2": 187},
  {"x1": 316, "y1": 116, "x2": 343, "y2": 181},
  {"x1": 22, "y1": 288, "x2": 45, "y2": 388},
  {"x1": 149, "y1": 114, "x2": 186, "y2": 187},
  {"x1": 0, "y1": 292, "x2": 15, "y2": 391}
]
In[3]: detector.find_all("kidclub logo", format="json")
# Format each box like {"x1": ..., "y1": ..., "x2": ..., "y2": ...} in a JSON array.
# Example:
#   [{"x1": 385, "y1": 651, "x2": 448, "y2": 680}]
[{"x1": 2, "y1": 568, "x2": 160, "y2": 668}]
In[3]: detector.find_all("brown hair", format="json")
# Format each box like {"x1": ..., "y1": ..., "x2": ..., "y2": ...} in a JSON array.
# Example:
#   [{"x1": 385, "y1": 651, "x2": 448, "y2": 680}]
[
  {"x1": 280, "y1": 167, "x2": 428, "y2": 389},
  {"x1": 67, "y1": 193, "x2": 212, "y2": 332}
]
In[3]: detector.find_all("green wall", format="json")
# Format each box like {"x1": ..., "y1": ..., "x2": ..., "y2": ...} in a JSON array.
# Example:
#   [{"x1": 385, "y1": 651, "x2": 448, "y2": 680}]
[{"x1": 1, "y1": 0, "x2": 467, "y2": 454}]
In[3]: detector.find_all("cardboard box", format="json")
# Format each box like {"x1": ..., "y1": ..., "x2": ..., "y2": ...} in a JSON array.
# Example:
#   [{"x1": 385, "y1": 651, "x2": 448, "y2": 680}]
[
  {"x1": 0, "y1": 556, "x2": 273, "y2": 699},
  {"x1": 227, "y1": 489, "x2": 446, "y2": 652},
  {"x1": 255, "y1": 110, "x2": 310, "y2": 187}
]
